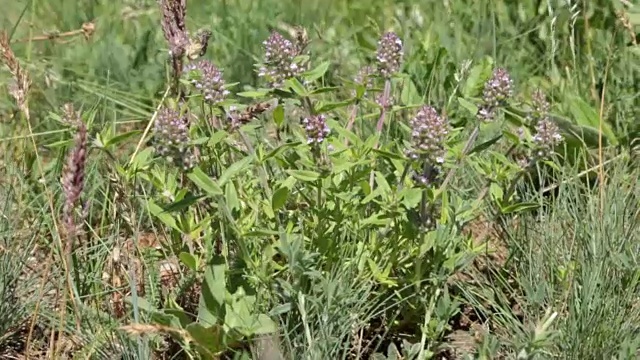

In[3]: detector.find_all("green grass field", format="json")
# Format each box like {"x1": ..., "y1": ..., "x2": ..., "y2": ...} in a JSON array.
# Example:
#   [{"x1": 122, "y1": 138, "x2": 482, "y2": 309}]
[{"x1": 1, "y1": 0, "x2": 639, "y2": 359}]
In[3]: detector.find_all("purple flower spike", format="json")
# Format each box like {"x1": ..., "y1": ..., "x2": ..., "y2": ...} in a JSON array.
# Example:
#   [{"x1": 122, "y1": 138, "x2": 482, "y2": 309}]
[{"x1": 376, "y1": 32, "x2": 403, "y2": 78}]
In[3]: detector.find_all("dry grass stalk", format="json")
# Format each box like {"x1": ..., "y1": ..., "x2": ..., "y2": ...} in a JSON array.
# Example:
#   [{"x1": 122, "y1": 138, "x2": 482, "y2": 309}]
[
  {"x1": 0, "y1": 30, "x2": 31, "y2": 120},
  {"x1": 61, "y1": 118, "x2": 88, "y2": 252},
  {"x1": 159, "y1": 0, "x2": 188, "y2": 87}
]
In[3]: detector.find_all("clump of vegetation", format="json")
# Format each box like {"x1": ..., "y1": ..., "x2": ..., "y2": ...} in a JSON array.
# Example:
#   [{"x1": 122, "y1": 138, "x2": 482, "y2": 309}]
[{"x1": 0, "y1": 0, "x2": 638, "y2": 359}]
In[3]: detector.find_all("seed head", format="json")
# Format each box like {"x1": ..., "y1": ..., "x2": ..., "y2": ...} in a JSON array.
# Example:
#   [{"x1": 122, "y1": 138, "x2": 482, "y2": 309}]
[
  {"x1": 183, "y1": 60, "x2": 229, "y2": 105},
  {"x1": 407, "y1": 106, "x2": 450, "y2": 164},
  {"x1": 159, "y1": 0, "x2": 188, "y2": 81},
  {"x1": 258, "y1": 31, "x2": 304, "y2": 87},
  {"x1": 302, "y1": 114, "x2": 330, "y2": 145},
  {"x1": 532, "y1": 118, "x2": 563, "y2": 158},
  {"x1": 62, "y1": 121, "x2": 88, "y2": 241},
  {"x1": 153, "y1": 107, "x2": 197, "y2": 170},
  {"x1": 376, "y1": 32, "x2": 403, "y2": 78}
]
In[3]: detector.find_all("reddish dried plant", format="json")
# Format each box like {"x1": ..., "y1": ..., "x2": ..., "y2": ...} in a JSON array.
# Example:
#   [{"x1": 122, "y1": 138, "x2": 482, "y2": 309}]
[
  {"x1": 159, "y1": 0, "x2": 188, "y2": 87},
  {"x1": 0, "y1": 30, "x2": 31, "y2": 120},
  {"x1": 62, "y1": 117, "x2": 88, "y2": 251}
]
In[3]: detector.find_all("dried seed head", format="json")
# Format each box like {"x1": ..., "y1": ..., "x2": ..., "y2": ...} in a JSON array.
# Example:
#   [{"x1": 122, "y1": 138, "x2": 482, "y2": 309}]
[
  {"x1": 153, "y1": 107, "x2": 197, "y2": 170},
  {"x1": 1, "y1": 31, "x2": 31, "y2": 119},
  {"x1": 302, "y1": 114, "x2": 330, "y2": 145},
  {"x1": 376, "y1": 31, "x2": 403, "y2": 78},
  {"x1": 62, "y1": 121, "x2": 88, "y2": 241},
  {"x1": 407, "y1": 106, "x2": 450, "y2": 164},
  {"x1": 61, "y1": 103, "x2": 83, "y2": 128},
  {"x1": 159, "y1": 0, "x2": 188, "y2": 78},
  {"x1": 258, "y1": 31, "x2": 305, "y2": 87},
  {"x1": 533, "y1": 118, "x2": 563, "y2": 158},
  {"x1": 183, "y1": 60, "x2": 229, "y2": 105}
]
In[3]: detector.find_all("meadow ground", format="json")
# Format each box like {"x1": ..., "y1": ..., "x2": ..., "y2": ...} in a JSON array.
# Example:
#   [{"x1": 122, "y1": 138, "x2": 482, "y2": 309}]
[{"x1": 1, "y1": 0, "x2": 639, "y2": 359}]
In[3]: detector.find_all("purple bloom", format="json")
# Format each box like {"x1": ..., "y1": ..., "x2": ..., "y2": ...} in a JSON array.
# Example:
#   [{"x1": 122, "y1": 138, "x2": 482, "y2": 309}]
[
  {"x1": 183, "y1": 60, "x2": 229, "y2": 105},
  {"x1": 407, "y1": 106, "x2": 450, "y2": 164},
  {"x1": 533, "y1": 118, "x2": 563, "y2": 158},
  {"x1": 258, "y1": 31, "x2": 304, "y2": 87},
  {"x1": 376, "y1": 32, "x2": 403, "y2": 78},
  {"x1": 477, "y1": 68, "x2": 513, "y2": 122},
  {"x1": 302, "y1": 114, "x2": 330, "y2": 145},
  {"x1": 530, "y1": 89, "x2": 550, "y2": 123},
  {"x1": 154, "y1": 107, "x2": 197, "y2": 170}
]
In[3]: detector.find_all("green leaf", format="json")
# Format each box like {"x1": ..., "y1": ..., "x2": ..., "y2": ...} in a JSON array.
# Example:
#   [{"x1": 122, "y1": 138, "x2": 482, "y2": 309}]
[
  {"x1": 162, "y1": 193, "x2": 206, "y2": 213},
  {"x1": 218, "y1": 156, "x2": 253, "y2": 187},
  {"x1": 198, "y1": 256, "x2": 227, "y2": 326},
  {"x1": 457, "y1": 97, "x2": 479, "y2": 116},
  {"x1": 500, "y1": 202, "x2": 540, "y2": 214},
  {"x1": 330, "y1": 123, "x2": 362, "y2": 146},
  {"x1": 130, "y1": 147, "x2": 154, "y2": 170},
  {"x1": 207, "y1": 130, "x2": 229, "y2": 147},
  {"x1": 236, "y1": 89, "x2": 270, "y2": 98},
  {"x1": 273, "y1": 104, "x2": 285, "y2": 127},
  {"x1": 566, "y1": 96, "x2": 618, "y2": 145},
  {"x1": 262, "y1": 141, "x2": 302, "y2": 161},
  {"x1": 463, "y1": 57, "x2": 494, "y2": 98},
  {"x1": 285, "y1": 78, "x2": 308, "y2": 97},
  {"x1": 373, "y1": 149, "x2": 405, "y2": 161},
  {"x1": 286, "y1": 169, "x2": 320, "y2": 182},
  {"x1": 225, "y1": 182, "x2": 240, "y2": 212},
  {"x1": 271, "y1": 186, "x2": 290, "y2": 211},
  {"x1": 148, "y1": 201, "x2": 180, "y2": 231},
  {"x1": 105, "y1": 130, "x2": 142, "y2": 148},
  {"x1": 315, "y1": 100, "x2": 354, "y2": 112},
  {"x1": 302, "y1": 61, "x2": 331, "y2": 82},
  {"x1": 469, "y1": 134, "x2": 502, "y2": 155},
  {"x1": 399, "y1": 188, "x2": 422, "y2": 209},
  {"x1": 309, "y1": 86, "x2": 339, "y2": 95},
  {"x1": 188, "y1": 167, "x2": 223, "y2": 196},
  {"x1": 179, "y1": 252, "x2": 198, "y2": 271},
  {"x1": 185, "y1": 323, "x2": 226, "y2": 357},
  {"x1": 489, "y1": 183, "x2": 504, "y2": 202},
  {"x1": 400, "y1": 77, "x2": 422, "y2": 105}
]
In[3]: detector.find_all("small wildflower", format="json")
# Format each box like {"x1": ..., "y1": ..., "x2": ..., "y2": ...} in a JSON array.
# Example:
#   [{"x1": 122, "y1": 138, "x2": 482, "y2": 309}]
[
  {"x1": 183, "y1": 60, "x2": 229, "y2": 105},
  {"x1": 483, "y1": 68, "x2": 513, "y2": 106},
  {"x1": 530, "y1": 89, "x2": 550, "y2": 123},
  {"x1": 62, "y1": 121, "x2": 88, "y2": 242},
  {"x1": 302, "y1": 114, "x2": 330, "y2": 145},
  {"x1": 258, "y1": 31, "x2": 304, "y2": 87},
  {"x1": 153, "y1": 107, "x2": 197, "y2": 170},
  {"x1": 355, "y1": 65, "x2": 374, "y2": 88},
  {"x1": 477, "y1": 68, "x2": 513, "y2": 122},
  {"x1": 407, "y1": 106, "x2": 450, "y2": 164},
  {"x1": 532, "y1": 118, "x2": 563, "y2": 158},
  {"x1": 376, "y1": 31, "x2": 403, "y2": 78},
  {"x1": 376, "y1": 92, "x2": 394, "y2": 110}
]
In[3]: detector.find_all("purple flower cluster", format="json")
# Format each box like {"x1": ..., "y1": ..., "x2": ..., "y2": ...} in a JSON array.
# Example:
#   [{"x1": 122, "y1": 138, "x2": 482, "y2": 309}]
[
  {"x1": 376, "y1": 32, "x2": 403, "y2": 78},
  {"x1": 531, "y1": 89, "x2": 550, "y2": 121},
  {"x1": 154, "y1": 107, "x2": 196, "y2": 170},
  {"x1": 533, "y1": 118, "x2": 563, "y2": 158},
  {"x1": 407, "y1": 106, "x2": 450, "y2": 164},
  {"x1": 477, "y1": 68, "x2": 513, "y2": 122},
  {"x1": 258, "y1": 31, "x2": 304, "y2": 87},
  {"x1": 183, "y1": 60, "x2": 229, "y2": 105},
  {"x1": 302, "y1": 114, "x2": 330, "y2": 145}
]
